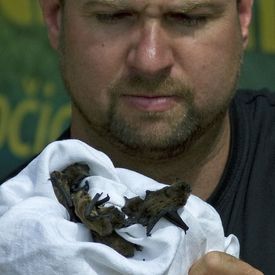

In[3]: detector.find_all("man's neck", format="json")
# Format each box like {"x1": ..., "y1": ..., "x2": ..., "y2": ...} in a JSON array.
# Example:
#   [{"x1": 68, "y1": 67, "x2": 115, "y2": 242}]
[{"x1": 71, "y1": 112, "x2": 231, "y2": 200}]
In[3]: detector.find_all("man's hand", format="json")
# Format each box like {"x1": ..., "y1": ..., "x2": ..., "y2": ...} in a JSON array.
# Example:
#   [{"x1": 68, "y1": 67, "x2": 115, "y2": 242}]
[{"x1": 189, "y1": 251, "x2": 263, "y2": 275}]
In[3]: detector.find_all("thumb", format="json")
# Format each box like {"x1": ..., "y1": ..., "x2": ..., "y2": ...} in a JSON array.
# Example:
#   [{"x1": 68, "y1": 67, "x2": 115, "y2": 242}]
[{"x1": 189, "y1": 251, "x2": 263, "y2": 275}]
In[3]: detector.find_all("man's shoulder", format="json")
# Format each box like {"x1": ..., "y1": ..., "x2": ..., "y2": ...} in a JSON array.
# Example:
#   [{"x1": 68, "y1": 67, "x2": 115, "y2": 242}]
[
  {"x1": 231, "y1": 89, "x2": 275, "y2": 133},
  {"x1": 234, "y1": 88, "x2": 275, "y2": 106},
  {"x1": 233, "y1": 88, "x2": 275, "y2": 120}
]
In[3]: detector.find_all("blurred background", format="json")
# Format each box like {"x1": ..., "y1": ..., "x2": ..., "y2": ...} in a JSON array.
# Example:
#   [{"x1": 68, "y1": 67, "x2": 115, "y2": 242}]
[{"x1": 0, "y1": 0, "x2": 275, "y2": 181}]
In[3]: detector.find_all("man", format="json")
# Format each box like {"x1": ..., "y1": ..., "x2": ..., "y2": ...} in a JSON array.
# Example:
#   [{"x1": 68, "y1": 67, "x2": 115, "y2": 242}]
[{"x1": 4, "y1": 0, "x2": 274, "y2": 273}]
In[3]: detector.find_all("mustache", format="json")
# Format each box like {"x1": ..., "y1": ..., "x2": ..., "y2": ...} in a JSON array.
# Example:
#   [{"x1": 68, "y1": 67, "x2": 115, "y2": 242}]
[{"x1": 108, "y1": 74, "x2": 193, "y2": 98}]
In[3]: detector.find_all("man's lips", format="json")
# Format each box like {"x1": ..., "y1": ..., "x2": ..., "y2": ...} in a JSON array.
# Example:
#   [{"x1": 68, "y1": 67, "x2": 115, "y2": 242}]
[{"x1": 121, "y1": 95, "x2": 179, "y2": 112}]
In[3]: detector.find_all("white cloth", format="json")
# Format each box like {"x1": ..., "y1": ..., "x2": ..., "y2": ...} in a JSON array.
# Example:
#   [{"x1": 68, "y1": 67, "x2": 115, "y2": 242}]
[{"x1": 0, "y1": 140, "x2": 239, "y2": 275}]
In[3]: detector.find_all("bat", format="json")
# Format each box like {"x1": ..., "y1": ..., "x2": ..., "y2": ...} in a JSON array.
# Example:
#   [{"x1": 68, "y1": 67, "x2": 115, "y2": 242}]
[
  {"x1": 122, "y1": 181, "x2": 191, "y2": 235},
  {"x1": 50, "y1": 163, "x2": 191, "y2": 257}
]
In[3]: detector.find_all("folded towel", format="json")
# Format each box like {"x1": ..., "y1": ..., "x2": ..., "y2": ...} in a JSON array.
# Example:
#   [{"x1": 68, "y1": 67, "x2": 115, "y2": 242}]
[{"x1": 0, "y1": 140, "x2": 239, "y2": 275}]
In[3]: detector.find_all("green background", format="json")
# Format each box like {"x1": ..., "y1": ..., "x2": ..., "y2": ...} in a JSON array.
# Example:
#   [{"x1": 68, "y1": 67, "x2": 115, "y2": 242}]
[{"x1": 0, "y1": 0, "x2": 275, "y2": 181}]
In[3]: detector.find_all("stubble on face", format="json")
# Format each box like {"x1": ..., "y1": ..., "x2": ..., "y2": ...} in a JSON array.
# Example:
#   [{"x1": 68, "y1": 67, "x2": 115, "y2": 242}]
[{"x1": 106, "y1": 75, "x2": 199, "y2": 155}]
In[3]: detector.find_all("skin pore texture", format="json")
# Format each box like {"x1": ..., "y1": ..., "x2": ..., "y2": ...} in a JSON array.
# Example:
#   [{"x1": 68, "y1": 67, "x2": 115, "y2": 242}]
[{"x1": 41, "y1": 0, "x2": 252, "y2": 200}]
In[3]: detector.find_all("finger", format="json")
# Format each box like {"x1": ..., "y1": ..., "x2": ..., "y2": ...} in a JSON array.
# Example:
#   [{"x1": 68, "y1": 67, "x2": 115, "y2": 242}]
[{"x1": 189, "y1": 251, "x2": 264, "y2": 275}]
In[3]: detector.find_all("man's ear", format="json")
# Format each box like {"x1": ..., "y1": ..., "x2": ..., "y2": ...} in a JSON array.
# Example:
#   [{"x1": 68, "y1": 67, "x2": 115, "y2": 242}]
[
  {"x1": 39, "y1": 0, "x2": 62, "y2": 50},
  {"x1": 238, "y1": 0, "x2": 254, "y2": 48}
]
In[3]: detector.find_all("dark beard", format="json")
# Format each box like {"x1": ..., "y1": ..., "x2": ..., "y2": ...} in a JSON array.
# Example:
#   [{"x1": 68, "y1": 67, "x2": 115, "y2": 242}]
[
  {"x1": 106, "y1": 85, "x2": 198, "y2": 158},
  {"x1": 107, "y1": 96, "x2": 230, "y2": 159},
  {"x1": 104, "y1": 75, "x2": 199, "y2": 158},
  {"x1": 99, "y1": 75, "x2": 234, "y2": 159}
]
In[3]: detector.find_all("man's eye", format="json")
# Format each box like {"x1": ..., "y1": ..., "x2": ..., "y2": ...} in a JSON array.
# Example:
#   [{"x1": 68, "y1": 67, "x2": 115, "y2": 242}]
[
  {"x1": 165, "y1": 13, "x2": 207, "y2": 27},
  {"x1": 95, "y1": 12, "x2": 134, "y2": 24}
]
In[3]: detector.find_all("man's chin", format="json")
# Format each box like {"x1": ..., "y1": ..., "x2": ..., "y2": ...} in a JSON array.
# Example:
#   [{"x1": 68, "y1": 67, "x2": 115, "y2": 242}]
[{"x1": 107, "y1": 127, "x2": 192, "y2": 159}]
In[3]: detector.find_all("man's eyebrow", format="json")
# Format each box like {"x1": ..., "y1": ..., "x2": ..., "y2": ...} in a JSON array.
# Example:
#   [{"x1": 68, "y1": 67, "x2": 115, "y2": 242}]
[
  {"x1": 172, "y1": 1, "x2": 226, "y2": 13},
  {"x1": 82, "y1": 0, "x2": 129, "y2": 9},
  {"x1": 81, "y1": 0, "x2": 226, "y2": 12}
]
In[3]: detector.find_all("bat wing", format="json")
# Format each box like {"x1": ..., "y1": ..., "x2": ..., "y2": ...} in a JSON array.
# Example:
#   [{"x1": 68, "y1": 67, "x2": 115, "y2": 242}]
[{"x1": 164, "y1": 210, "x2": 189, "y2": 233}]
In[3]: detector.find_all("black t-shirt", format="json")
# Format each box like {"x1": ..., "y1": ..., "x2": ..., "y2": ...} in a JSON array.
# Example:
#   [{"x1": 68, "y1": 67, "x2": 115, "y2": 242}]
[
  {"x1": 2, "y1": 89, "x2": 275, "y2": 274},
  {"x1": 207, "y1": 89, "x2": 275, "y2": 274}
]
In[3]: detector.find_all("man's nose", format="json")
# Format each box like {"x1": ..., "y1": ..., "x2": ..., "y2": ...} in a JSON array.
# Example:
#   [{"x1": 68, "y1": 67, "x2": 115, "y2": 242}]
[{"x1": 127, "y1": 21, "x2": 174, "y2": 77}]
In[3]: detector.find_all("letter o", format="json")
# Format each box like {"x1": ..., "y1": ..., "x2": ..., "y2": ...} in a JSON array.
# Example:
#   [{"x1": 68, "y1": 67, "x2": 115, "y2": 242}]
[{"x1": 0, "y1": 95, "x2": 10, "y2": 147}]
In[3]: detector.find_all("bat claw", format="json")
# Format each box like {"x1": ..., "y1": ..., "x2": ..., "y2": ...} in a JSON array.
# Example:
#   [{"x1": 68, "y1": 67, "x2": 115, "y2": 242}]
[{"x1": 96, "y1": 194, "x2": 110, "y2": 206}]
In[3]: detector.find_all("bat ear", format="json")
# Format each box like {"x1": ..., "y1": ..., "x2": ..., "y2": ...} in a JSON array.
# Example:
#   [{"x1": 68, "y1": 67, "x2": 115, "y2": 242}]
[
  {"x1": 50, "y1": 170, "x2": 61, "y2": 181},
  {"x1": 183, "y1": 182, "x2": 191, "y2": 192},
  {"x1": 124, "y1": 196, "x2": 130, "y2": 202}
]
